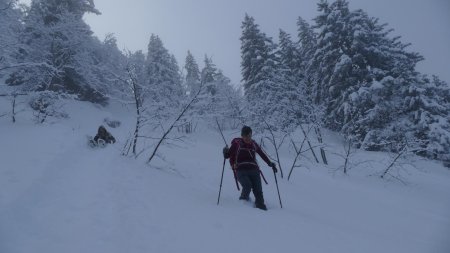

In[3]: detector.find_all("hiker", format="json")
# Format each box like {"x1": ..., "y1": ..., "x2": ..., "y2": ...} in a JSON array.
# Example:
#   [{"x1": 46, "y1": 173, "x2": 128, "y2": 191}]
[
  {"x1": 227, "y1": 126, "x2": 277, "y2": 210},
  {"x1": 93, "y1": 125, "x2": 116, "y2": 145}
]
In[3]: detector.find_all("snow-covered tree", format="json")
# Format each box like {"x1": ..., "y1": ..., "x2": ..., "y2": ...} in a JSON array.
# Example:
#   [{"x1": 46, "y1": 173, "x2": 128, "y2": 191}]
[
  {"x1": 310, "y1": 0, "x2": 359, "y2": 128},
  {"x1": 185, "y1": 55, "x2": 243, "y2": 127},
  {"x1": 310, "y1": 0, "x2": 418, "y2": 132},
  {"x1": 240, "y1": 14, "x2": 274, "y2": 94},
  {"x1": 184, "y1": 50, "x2": 200, "y2": 96},
  {"x1": 307, "y1": 0, "x2": 450, "y2": 165},
  {"x1": 123, "y1": 50, "x2": 147, "y2": 155},
  {"x1": 5, "y1": 0, "x2": 110, "y2": 103},
  {"x1": 297, "y1": 17, "x2": 316, "y2": 70},
  {"x1": 89, "y1": 33, "x2": 128, "y2": 101},
  {"x1": 362, "y1": 75, "x2": 450, "y2": 164},
  {"x1": 201, "y1": 55, "x2": 219, "y2": 95},
  {"x1": 297, "y1": 16, "x2": 317, "y2": 98},
  {"x1": 240, "y1": 14, "x2": 286, "y2": 129},
  {"x1": 275, "y1": 29, "x2": 306, "y2": 130},
  {"x1": 0, "y1": 0, "x2": 23, "y2": 78},
  {"x1": 277, "y1": 29, "x2": 301, "y2": 82},
  {"x1": 145, "y1": 34, "x2": 184, "y2": 119},
  {"x1": 409, "y1": 76, "x2": 450, "y2": 164}
]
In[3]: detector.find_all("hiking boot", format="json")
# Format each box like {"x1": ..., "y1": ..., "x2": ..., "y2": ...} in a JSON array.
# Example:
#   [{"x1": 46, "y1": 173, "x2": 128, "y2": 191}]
[
  {"x1": 239, "y1": 196, "x2": 250, "y2": 201},
  {"x1": 255, "y1": 202, "x2": 267, "y2": 211}
]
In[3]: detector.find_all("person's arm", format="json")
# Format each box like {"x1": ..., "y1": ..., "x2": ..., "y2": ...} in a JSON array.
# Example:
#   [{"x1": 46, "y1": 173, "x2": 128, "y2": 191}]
[
  {"x1": 228, "y1": 139, "x2": 238, "y2": 169},
  {"x1": 255, "y1": 142, "x2": 272, "y2": 166}
]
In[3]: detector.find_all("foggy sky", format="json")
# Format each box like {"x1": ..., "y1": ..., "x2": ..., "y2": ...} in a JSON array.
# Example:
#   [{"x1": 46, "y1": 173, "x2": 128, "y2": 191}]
[{"x1": 20, "y1": 0, "x2": 450, "y2": 85}]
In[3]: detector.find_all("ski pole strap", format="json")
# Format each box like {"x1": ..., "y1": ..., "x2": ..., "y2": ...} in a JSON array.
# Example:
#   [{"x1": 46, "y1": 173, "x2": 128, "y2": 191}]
[{"x1": 259, "y1": 169, "x2": 268, "y2": 185}]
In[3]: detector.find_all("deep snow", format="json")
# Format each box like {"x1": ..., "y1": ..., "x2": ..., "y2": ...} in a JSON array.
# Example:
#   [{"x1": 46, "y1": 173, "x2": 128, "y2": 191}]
[{"x1": 1, "y1": 98, "x2": 450, "y2": 253}]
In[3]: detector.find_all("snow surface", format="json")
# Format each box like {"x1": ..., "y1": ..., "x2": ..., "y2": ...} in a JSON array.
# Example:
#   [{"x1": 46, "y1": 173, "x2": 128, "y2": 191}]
[{"x1": 1, "y1": 98, "x2": 450, "y2": 253}]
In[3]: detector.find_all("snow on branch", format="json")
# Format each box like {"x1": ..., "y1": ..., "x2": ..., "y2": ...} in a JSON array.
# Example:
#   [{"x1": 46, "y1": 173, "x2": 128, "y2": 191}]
[{"x1": 147, "y1": 82, "x2": 204, "y2": 165}]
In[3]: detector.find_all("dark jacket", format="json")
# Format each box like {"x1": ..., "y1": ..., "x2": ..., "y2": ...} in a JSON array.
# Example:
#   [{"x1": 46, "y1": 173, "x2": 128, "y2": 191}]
[
  {"x1": 228, "y1": 138, "x2": 271, "y2": 170},
  {"x1": 94, "y1": 126, "x2": 116, "y2": 144}
]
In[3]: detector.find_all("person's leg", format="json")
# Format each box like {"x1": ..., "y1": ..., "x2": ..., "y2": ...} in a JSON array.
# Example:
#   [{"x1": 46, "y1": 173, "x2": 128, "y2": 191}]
[
  {"x1": 237, "y1": 170, "x2": 251, "y2": 200},
  {"x1": 249, "y1": 170, "x2": 266, "y2": 210}
]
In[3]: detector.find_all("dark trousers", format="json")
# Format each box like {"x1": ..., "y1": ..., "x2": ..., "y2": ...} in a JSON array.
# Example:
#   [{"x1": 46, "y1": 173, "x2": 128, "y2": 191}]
[{"x1": 237, "y1": 169, "x2": 264, "y2": 205}]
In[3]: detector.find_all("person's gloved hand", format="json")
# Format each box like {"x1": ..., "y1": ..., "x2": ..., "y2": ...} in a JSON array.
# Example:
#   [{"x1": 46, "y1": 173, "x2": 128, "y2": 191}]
[
  {"x1": 270, "y1": 162, "x2": 278, "y2": 173},
  {"x1": 222, "y1": 146, "x2": 230, "y2": 159}
]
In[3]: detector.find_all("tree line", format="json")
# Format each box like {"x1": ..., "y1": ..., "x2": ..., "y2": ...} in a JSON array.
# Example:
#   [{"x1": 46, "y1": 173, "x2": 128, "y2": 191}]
[
  {"x1": 1, "y1": 0, "x2": 449, "y2": 167},
  {"x1": 240, "y1": 0, "x2": 450, "y2": 167}
]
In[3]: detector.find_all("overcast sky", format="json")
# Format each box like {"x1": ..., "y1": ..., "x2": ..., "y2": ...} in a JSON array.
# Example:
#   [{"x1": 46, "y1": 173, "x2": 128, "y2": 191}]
[{"x1": 20, "y1": 0, "x2": 450, "y2": 85}]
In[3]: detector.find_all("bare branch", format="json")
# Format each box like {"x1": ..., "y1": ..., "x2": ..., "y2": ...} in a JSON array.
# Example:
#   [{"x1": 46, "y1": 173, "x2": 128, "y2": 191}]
[
  {"x1": 0, "y1": 1, "x2": 13, "y2": 11},
  {"x1": 288, "y1": 134, "x2": 307, "y2": 181},
  {"x1": 299, "y1": 124, "x2": 319, "y2": 163},
  {"x1": 0, "y1": 62, "x2": 59, "y2": 72},
  {"x1": 263, "y1": 119, "x2": 285, "y2": 178},
  {"x1": 381, "y1": 146, "x2": 406, "y2": 179},
  {"x1": 136, "y1": 135, "x2": 160, "y2": 140},
  {"x1": 147, "y1": 81, "x2": 204, "y2": 164},
  {"x1": 0, "y1": 93, "x2": 27, "y2": 97},
  {"x1": 314, "y1": 127, "x2": 328, "y2": 165}
]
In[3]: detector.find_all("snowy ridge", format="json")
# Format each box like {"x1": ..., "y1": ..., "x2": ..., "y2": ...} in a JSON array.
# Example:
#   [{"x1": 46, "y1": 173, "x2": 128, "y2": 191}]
[{"x1": 1, "y1": 100, "x2": 450, "y2": 253}]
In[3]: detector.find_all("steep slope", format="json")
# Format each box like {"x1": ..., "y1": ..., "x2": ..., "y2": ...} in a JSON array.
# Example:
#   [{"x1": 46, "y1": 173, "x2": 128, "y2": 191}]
[{"x1": 1, "y1": 100, "x2": 449, "y2": 253}]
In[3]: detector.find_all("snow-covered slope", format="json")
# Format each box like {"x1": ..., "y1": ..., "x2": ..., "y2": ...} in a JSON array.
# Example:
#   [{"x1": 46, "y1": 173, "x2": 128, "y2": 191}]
[{"x1": 1, "y1": 99, "x2": 449, "y2": 253}]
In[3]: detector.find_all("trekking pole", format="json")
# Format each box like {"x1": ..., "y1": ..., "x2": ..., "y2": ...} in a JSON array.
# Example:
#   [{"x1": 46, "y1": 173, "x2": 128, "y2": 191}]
[
  {"x1": 273, "y1": 169, "x2": 283, "y2": 208},
  {"x1": 215, "y1": 118, "x2": 228, "y2": 145},
  {"x1": 217, "y1": 157, "x2": 226, "y2": 205},
  {"x1": 215, "y1": 118, "x2": 240, "y2": 191}
]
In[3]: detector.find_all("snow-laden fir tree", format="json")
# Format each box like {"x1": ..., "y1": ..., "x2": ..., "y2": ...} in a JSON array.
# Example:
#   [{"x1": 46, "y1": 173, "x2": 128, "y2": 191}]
[
  {"x1": 296, "y1": 16, "x2": 327, "y2": 128},
  {"x1": 308, "y1": 0, "x2": 450, "y2": 165},
  {"x1": 201, "y1": 55, "x2": 218, "y2": 95},
  {"x1": 240, "y1": 14, "x2": 286, "y2": 130},
  {"x1": 240, "y1": 13, "x2": 269, "y2": 93},
  {"x1": 88, "y1": 33, "x2": 128, "y2": 101},
  {"x1": 309, "y1": 0, "x2": 358, "y2": 128},
  {"x1": 277, "y1": 29, "x2": 301, "y2": 83},
  {"x1": 310, "y1": 0, "x2": 421, "y2": 134},
  {"x1": 0, "y1": 0, "x2": 23, "y2": 79},
  {"x1": 297, "y1": 17, "x2": 316, "y2": 74},
  {"x1": 145, "y1": 34, "x2": 184, "y2": 119},
  {"x1": 184, "y1": 50, "x2": 201, "y2": 97},
  {"x1": 408, "y1": 76, "x2": 450, "y2": 164},
  {"x1": 297, "y1": 16, "x2": 317, "y2": 99},
  {"x1": 6, "y1": 0, "x2": 111, "y2": 103},
  {"x1": 275, "y1": 29, "x2": 307, "y2": 130},
  {"x1": 191, "y1": 54, "x2": 218, "y2": 118},
  {"x1": 340, "y1": 10, "x2": 424, "y2": 144},
  {"x1": 187, "y1": 55, "x2": 242, "y2": 126},
  {"x1": 362, "y1": 75, "x2": 450, "y2": 165}
]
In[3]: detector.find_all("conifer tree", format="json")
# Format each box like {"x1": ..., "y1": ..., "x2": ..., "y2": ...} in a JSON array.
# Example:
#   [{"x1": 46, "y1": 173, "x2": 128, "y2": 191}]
[
  {"x1": 184, "y1": 50, "x2": 200, "y2": 96},
  {"x1": 186, "y1": 55, "x2": 242, "y2": 125},
  {"x1": 297, "y1": 17, "x2": 316, "y2": 69},
  {"x1": 201, "y1": 55, "x2": 218, "y2": 95},
  {"x1": 6, "y1": 0, "x2": 109, "y2": 103},
  {"x1": 276, "y1": 29, "x2": 304, "y2": 129},
  {"x1": 145, "y1": 34, "x2": 184, "y2": 117},
  {"x1": 240, "y1": 14, "x2": 283, "y2": 128},
  {"x1": 0, "y1": 0, "x2": 23, "y2": 77},
  {"x1": 240, "y1": 13, "x2": 273, "y2": 94},
  {"x1": 297, "y1": 16, "x2": 317, "y2": 97},
  {"x1": 307, "y1": 0, "x2": 450, "y2": 165}
]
